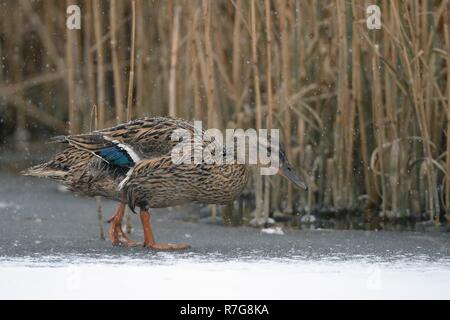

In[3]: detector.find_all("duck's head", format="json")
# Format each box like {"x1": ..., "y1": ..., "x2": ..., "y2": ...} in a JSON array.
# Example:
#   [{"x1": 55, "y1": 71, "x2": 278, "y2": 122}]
[
  {"x1": 276, "y1": 143, "x2": 307, "y2": 190},
  {"x1": 254, "y1": 136, "x2": 307, "y2": 190}
]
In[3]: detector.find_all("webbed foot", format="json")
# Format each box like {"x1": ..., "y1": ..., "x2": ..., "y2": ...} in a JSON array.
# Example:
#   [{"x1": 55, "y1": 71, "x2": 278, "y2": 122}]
[
  {"x1": 108, "y1": 202, "x2": 141, "y2": 247},
  {"x1": 144, "y1": 242, "x2": 191, "y2": 250},
  {"x1": 139, "y1": 210, "x2": 191, "y2": 251}
]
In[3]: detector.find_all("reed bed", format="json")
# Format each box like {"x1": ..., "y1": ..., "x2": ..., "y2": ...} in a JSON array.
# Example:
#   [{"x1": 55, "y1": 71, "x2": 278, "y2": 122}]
[{"x1": 1, "y1": 0, "x2": 450, "y2": 228}]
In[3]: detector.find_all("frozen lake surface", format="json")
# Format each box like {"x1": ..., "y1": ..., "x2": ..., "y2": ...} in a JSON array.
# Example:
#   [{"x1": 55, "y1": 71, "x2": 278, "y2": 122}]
[
  {"x1": 1, "y1": 254, "x2": 450, "y2": 299},
  {"x1": 1, "y1": 172, "x2": 450, "y2": 299}
]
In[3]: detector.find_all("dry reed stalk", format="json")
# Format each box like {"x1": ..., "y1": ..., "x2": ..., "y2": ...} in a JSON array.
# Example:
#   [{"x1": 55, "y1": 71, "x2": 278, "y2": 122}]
[
  {"x1": 263, "y1": 0, "x2": 273, "y2": 219},
  {"x1": 117, "y1": 1, "x2": 128, "y2": 103},
  {"x1": 293, "y1": 0, "x2": 307, "y2": 208},
  {"x1": 126, "y1": 0, "x2": 137, "y2": 122},
  {"x1": 212, "y1": 32, "x2": 235, "y2": 125},
  {"x1": 383, "y1": 0, "x2": 401, "y2": 216},
  {"x1": 125, "y1": 0, "x2": 137, "y2": 235},
  {"x1": 324, "y1": 158, "x2": 335, "y2": 207},
  {"x1": 9, "y1": 8, "x2": 28, "y2": 151},
  {"x1": 335, "y1": 0, "x2": 352, "y2": 208},
  {"x1": 351, "y1": 0, "x2": 376, "y2": 205},
  {"x1": 90, "y1": 104, "x2": 105, "y2": 240},
  {"x1": 202, "y1": 0, "x2": 218, "y2": 129},
  {"x1": 276, "y1": 0, "x2": 293, "y2": 214},
  {"x1": 304, "y1": 145, "x2": 314, "y2": 217},
  {"x1": 443, "y1": 0, "x2": 450, "y2": 227},
  {"x1": 194, "y1": 30, "x2": 208, "y2": 103},
  {"x1": 250, "y1": 0, "x2": 264, "y2": 222},
  {"x1": 110, "y1": 0, "x2": 125, "y2": 123},
  {"x1": 66, "y1": 0, "x2": 79, "y2": 134},
  {"x1": 264, "y1": 0, "x2": 273, "y2": 131},
  {"x1": 135, "y1": 0, "x2": 145, "y2": 118},
  {"x1": 84, "y1": 0, "x2": 96, "y2": 132},
  {"x1": 92, "y1": 0, "x2": 106, "y2": 239},
  {"x1": 92, "y1": 0, "x2": 105, "y2": 127},
  {"x1": 95, "y1": 196, "x2": 105, "y2": 240},
  {"x1": 188, "y1": 6, "x2": 202, "y2": 120},
  {"x1": 371, "y1": 44, "x2": 387, "y2": 217},
  {"x1": 169, "y1": 6, "x2": 181, "y2": 117},
  {"x1": 250, "y1": 1, "x2": 262, "y2": 134},
  {"x1": 383, "y1": 0, "x2": 397, "y2": 139},
  {"x1": 180, "y1": 14, "x2": 192, "y2": 120},
  {"x1": 232, "y1": 0, "x2": 242, "y2": 118}
]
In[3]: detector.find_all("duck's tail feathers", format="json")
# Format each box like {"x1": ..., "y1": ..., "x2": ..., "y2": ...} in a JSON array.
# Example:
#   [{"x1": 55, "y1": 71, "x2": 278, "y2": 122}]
[
  {"x1": 49, "y1": 135, "x2": 68, "y2": 144},
  {"x1": 22, "y1": 162, "x2": 67, "y2": 181}
]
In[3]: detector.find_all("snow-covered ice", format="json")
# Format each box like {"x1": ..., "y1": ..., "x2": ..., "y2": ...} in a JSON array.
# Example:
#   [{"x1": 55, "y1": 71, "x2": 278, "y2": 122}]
[
  {"x1": 261, "y1": 227, "x2": 285, "y2": 235},
  {"x1": 1, "y1": 173, "x2": 449, "y2": 300},
  {"x1": 0, "y1": 201, "x2": 21, "y2": 210},
  {"x1": 0, "y1": 254, "x2": 449, "y2": 299}
]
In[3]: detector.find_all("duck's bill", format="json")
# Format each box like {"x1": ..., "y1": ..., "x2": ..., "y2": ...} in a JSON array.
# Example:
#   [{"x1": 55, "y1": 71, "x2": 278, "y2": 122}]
[{"x1": 279, "y1": 167, "x2": 308, "y2": 190}]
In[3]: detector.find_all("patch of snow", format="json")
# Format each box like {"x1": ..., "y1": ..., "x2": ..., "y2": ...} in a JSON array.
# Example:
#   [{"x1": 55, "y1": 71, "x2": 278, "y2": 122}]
[
  {"x1": 301, "y1": 214, "x2": 316, "y2": 223},
  {"x1": 261, "y1": 227, "x2": 285, "y2": 235},
  {"x1": 0, "y1": 202, "x2": 21, "y2": 210},
  {"x1": 0, "y1": 255, "x2": 449, "y2": 299},
  {"x1": 249, "y1": 217, "x2": 275, "y2": 227},
  {"x1": 57, "y1": 185, "x2": 70, "y2": 193}
]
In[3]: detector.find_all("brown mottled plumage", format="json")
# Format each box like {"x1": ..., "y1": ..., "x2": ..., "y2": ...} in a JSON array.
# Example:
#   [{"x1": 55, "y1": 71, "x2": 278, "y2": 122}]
[
  {"x1": 125, "y1": 156, "x2": 249, "y2": 211},
  {"x1": 23, "y1": 116, "x2": 305, "y2": 249},
  {"x1": 24, "y1": 117, "x2": 250, "y2": 207},
  {"x1": 24, "y1": 146, "x2": 125, "y2": 200}
]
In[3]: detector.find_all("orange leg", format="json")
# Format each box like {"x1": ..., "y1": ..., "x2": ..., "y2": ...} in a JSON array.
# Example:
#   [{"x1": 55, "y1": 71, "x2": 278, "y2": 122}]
[
  {"x1": 108, "y1": 202, "x2": 141, "y2": 247},
  {"x1": 139, "y1": 210, "x2": 191, "y2": 250}
]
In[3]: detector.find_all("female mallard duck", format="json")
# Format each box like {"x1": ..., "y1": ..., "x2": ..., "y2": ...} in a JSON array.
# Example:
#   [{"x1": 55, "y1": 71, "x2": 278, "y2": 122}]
[{"x1": 24, "y1": 117, "x2": 306, "y2": 250}]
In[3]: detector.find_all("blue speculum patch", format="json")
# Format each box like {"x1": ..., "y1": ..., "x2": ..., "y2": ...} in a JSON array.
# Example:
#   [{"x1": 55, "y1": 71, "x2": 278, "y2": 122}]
[{"x1": 96, "y1": 145, "x2": 134, "y2": 167}]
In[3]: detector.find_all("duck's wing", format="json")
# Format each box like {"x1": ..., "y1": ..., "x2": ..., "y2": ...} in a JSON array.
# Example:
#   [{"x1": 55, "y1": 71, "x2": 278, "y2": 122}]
[
  {"x1": 99, "y1": 117, "x2": 200, "y2": 156},
  {"x1": 51, "y1": 117, "x2": 199, "y2": 167},
  {"x1": 52, "y1": 133, "x2": 139, "y2": 168}
]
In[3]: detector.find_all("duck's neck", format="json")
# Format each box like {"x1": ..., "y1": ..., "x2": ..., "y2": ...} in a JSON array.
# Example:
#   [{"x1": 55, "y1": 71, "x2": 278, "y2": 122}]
[{"x1": 223, "y1": 140, "x2": 279, "y2": 176}]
